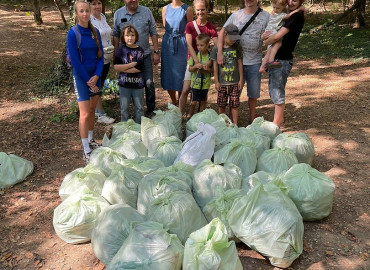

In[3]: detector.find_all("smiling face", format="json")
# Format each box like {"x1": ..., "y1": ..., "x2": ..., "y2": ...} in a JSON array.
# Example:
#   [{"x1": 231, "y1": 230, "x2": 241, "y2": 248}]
[
  {"x1": 75, "y1": 2, "x2": 90, "y2": 26},
  {"x1": 194, "y1": 2, "x2": 207, "y2": 21},
  {"x1": 90, "y1": 0, "x2": 102, "y2": 17},
  {"x1": 288, "y1": 0, "x2": 302, "y2": 11},
  {"x1": 244, "y1": 0, "x2": 258, "y2": 9}
]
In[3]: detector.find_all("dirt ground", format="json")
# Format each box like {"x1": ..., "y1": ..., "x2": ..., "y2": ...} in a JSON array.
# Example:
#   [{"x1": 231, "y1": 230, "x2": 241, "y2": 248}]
[{"x1": 0, "y1": 3, "x2": 369, "y2": 270}]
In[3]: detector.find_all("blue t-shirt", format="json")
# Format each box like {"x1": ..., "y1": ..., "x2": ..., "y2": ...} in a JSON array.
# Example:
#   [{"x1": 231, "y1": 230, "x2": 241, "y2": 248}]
[
  {"x1": 114, "y1": 44, "x2": 144, "y2": 89},
  {"x1": 67, "y1": 24, "x2": 104, "y2": 84}
]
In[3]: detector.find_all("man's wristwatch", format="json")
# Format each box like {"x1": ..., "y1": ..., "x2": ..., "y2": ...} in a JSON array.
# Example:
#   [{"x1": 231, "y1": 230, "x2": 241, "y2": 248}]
[{"x1": 153, "y1": 50, "x2": 160, "y2": 54}]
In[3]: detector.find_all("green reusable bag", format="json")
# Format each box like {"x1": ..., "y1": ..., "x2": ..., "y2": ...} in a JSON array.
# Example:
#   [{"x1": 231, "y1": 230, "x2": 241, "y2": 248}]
[
  {"x1": 107, "y1": 221, "x2": 184, "y2": 270},
  {"x1": 121, "y1": 156, "x2": 165, "y2": 176},
  {"x1": 193, "y1": 160, "x2": 242, "y2": 209},
  {"x1": 247, "y1": 116, "x2": 281, "y2": 140},
  {"x1": 282, "y1": 163, "x2": 335, "y2": 221},
  {"x1": 101, "y1": 163, "x2": 143, "y2": 208},
  {"x1": 228, "y1": 182, "x2": 303, "y2": 268},
  {"x1": 148, "y1": 191, "x2": 208, "y2": 244},
  {"x1": 148, "y1": 136, "x2": 182, "y2": 166},
  {"x1": 183, "y1": 218, "x2": 243, "y2": 270},
  {"x1": 214, "y1": 138, "x2": 257, "y2": 177},
  {"x1": 53, "y1": 186, "x2": 110, "y2": 244},
  {"x1": 272, "y1": 132, "x2": 315, "y2": 165},
  {"x1": 0, "y1": 152, "x2": 33, "y2": 188},
  {"x1": 91, "y1": 204, "x2": 145, "y2": 266},
  {"x1": 59, "y1": 163, "x2": 106, "y2": 201},
  {"x1": 257, "y1": 147, "x2": 298, "y2": 174}
]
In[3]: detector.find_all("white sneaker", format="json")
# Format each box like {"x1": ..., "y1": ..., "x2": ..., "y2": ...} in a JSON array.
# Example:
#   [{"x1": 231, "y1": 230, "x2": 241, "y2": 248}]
[{"x1": 97, "y1": 114, "x2": 115, "y2": 125}]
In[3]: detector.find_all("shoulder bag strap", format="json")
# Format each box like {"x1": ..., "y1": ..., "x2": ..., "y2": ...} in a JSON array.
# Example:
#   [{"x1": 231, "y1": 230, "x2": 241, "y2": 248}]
[
  {"x1": 239, "y1": 7, "x2": 262, "y2": 36},
  {"x1": 193, "y1": 20, "x2": 201, "y2": 35}
]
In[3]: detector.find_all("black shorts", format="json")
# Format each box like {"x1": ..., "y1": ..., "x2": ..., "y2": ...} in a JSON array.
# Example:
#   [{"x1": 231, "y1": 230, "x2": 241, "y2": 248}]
[{"x1": 191, "y1": 88, "x2": 209, "y2": 102}]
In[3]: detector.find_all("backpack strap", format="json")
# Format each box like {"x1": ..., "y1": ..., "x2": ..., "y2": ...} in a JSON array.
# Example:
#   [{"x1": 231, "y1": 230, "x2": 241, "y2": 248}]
[
  {"x1": 192, "y1": 20, "x2": 201, "y2": 35},
  {"x1": 239, "y1": 7, "x2": 262, "y2": 36},
  {"x1": 71, "y1": 25, "x2": 82, "y2": 62}
]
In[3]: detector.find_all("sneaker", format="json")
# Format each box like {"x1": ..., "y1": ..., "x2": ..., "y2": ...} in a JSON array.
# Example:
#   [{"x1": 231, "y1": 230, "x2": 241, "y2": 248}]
[
  {"x1": 89, "y1": 139, "x2": 101, "y2": 150},
  {"x1": 83, "y1": 151, "x2": 92, "y2": 164},
  {"x1": 97, "y1": 114, "x2": 115, "y2": 125},
  {"x1": 265, "y1": 61, "x2": 282, "y2": 69}
]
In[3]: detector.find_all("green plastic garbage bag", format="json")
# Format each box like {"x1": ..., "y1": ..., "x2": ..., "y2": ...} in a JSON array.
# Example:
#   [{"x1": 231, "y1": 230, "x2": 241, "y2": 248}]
[
  {"x1": 246, "y1": 117, "x2": 281, "y2": 140},
  {"x1": 228, "y1": 182, "x2": 303, "y2": 268},
  {"x1": 282, "y1": 163, "x2": 336, "y2": 221},
  {"x1": 212, "y1": 114, "x2": 239, "y2": 152},
  {"x1": 141, "y1": 116, "x2": 177, "y2": 148},
  {"x1": 102, "y1": 132, "x2": 147, "y2": 159},
  {"x1": 121, "y1": 156, "x2": 165, "y2": 176},
  {"x1": 110, "y1": 119, "x2": 141, "y2": 141},
  {"x1": 137, "y1": 174, "x2": 191, "y2": 216},
  {"x1": 257, "y1": 148, "x2": 298, "y2": 174},
  {"x1": 183, "y1": 218, "x2": 243, "y2": 270},
  {"x1": 186, "y1": 108, "x2": 220, "y2": 137},
  {"x1": 193, "y1": 160, "x2": 242, "y2": 209},
  {"x1": 237, "y1": 127, "x2": 271, "y2": 158},
  {"x1": 91, "y1": 204, "x2": 145, "y2": 266},
  {"x1": 203, "y1": 189, "x2": 247, "y2": 239},
  {"x1": 89, "y1": 147, "x2": 125, "y2": 177},
  {"x1": 53, "y1": 186, "x2": 110, "y2": 244},
  {"x1": 101, "y1": 163, "x2": 143, "y2": 208},
  {"x1": 155, "y1": 161, "x2": 194, "y2": 190},
  {"x1": 148, "y1": 191, "x2": 208, "y2": 244},
  {"x1": 241, "y1": 171, "x2": 281, "y2": 193},
  {"x1": 272, "y1": 132, "x2": 315, "y2": 165},
  {"x1": 148, "y1": 136, "x2": 182, "y2": 166},
  {"x1": 107, "y1": 221, "x2": 184, "y2": 270},
  {"x1": 152, "y1": 103, "x2": 183, "y2": 139},
  {"x1": 0, "y1": 152, "x2": 33, "y2": 188},
  {"x1": 214, "y1": 138, "x2": 257, "y2": 177},
  {"x1": 59, "y1": 163, "x2": 106, "y2": 201}
]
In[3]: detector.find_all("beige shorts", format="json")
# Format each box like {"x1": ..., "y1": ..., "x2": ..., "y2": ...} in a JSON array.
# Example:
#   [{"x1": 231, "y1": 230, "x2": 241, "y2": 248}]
[{"x1": 184, "y1": 65, "x2": 191, "y2": 81}]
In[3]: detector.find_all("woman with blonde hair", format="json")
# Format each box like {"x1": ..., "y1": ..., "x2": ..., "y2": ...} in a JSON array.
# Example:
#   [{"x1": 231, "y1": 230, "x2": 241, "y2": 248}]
[{"x1": 67, "y1": 0, "x2": 104, "y2": 163}]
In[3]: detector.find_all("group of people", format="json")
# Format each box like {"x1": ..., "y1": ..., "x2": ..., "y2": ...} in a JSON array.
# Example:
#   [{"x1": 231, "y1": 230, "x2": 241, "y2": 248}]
[{"x1": 68, "y1": 0, "x2": 305, "y2": 162}]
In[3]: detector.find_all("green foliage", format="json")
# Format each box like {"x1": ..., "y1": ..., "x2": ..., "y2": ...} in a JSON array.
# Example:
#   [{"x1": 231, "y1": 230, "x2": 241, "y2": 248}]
[
  {"x1": 65, "y1": 100, "x2": 79, "y2": 122},
  {"x1": 49, "y1": 113, "x2": 63, "y2": 123}
]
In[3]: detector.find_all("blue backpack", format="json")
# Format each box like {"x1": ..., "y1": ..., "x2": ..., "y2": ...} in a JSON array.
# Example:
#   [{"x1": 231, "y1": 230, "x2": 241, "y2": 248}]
[{"x1": 66, "y1": 26, "x2": 82, "y2": 68}]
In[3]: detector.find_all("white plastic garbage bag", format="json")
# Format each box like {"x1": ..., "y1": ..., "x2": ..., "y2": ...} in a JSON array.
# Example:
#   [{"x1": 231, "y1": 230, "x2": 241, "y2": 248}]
[
  {"x1": 214, "y1": 138, "x2": 257, "y2": 177},
  {"x1": 175, "y1": 123, "x2": 216, "y2": 167},
  {"x1": 121, "y1": 156, "x2": 165, "y2": 176},
  {"x1": 247, "y1": 117, "x2": 281, "y2": 140},
  {"x1": 59, "y1": 163, "x2": 106, "y2": 201},
  {"x1": 228, "y1": 182, "x2": 303, "y2": 268},
  {"x1": 101, "y1": 163, "x2": 143, "y2": 208},
  {"x1": 203, "y1": 189, "x2": 246, "y2": 238},
  {"x1": 193, "y1": 160, "x2": 242, "y2": 209},
  {"x1": 272, "y1": 132, "x2": 315, "y2": 165},
  {"x1": 257, "y1": 148, "x2": 298, "y2": 174},
  {"x1": 183, "y1": 218, "x2": 243, "y2": 270},
  {"x1": 107, "y1": 221, "x2": 184, "y2": 270},
  {"x1": 148, "y1": 191, "x2": 208, "y2": 244},
  {"x1": 91, "y1": 204, "x2": 145, "y2": 266},
  {"x1": 0, "y1": 152, "x2": 33, "y2": 188},
  {"x1": 141, "y1": 116, "x2": 177, "y2": 148},
  {"x1": 137, "y1": 174, "x2": 192, "y2": 216},
  {"x1": 148, "y1": 136, "x2": 182, "y2": 166},
  {"x1": 53, "y1": 186, "x2": 109, "y2": 244},
  {"x1": 89, "y1": 147, "x2": 125, "y2": 177},
  {"x1": 282, "y1": 163, "x2": 336, "y2": 221}
]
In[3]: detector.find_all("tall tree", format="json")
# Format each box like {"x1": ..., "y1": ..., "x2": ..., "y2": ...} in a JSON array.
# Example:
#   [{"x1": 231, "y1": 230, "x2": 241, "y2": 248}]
[{"x1": 33, "y1": 0, "x2": 43, "y2": 24}]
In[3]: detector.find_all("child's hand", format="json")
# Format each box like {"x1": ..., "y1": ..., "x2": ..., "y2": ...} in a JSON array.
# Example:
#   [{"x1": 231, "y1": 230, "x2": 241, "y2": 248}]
[
  {"x1": 215, "y1": 81, "x2": 221, "y2": 91},
  {"x1": 261, "y1": 31, "x2": 273, "y2": 40},
  {"x1": 195, "y1": 63, "x2": 203, "y2": 70}
]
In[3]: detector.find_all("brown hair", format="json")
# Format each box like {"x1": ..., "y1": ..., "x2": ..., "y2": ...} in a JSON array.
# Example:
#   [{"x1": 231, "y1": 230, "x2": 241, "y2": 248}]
[
  {"x1": 193, "y1": 0, "x2": 210, "y2": 11},
  {"x1": 196, "y1": 33, "x2": 210, "y2": 44},
  {"x1": 74, "y1": 0, "x2": 102, "y2": 59},
  {"x1": 120, "y1": 24, "x2": 139, "y2": 44}
]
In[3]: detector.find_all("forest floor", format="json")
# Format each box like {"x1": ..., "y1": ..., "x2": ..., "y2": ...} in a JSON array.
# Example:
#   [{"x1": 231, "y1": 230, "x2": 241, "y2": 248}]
[{"x1": 0, "y1": 2, "x2": 369, "y2": 270}]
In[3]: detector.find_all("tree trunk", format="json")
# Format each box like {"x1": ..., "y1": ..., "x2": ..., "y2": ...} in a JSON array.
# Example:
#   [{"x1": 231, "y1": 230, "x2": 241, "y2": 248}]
[
  {"x1": 33, "y1": 0, "x2": 43, "y2": 25},
  {"x1": 67, "y1": 0, "x2": 75, "y2": 24},
  {"x1": 355, "y1": 0, "x2": 366, "y2": 26},
  {"x1": 334, "y1": 0, "x2": 366, "y2": 25},
  {"x1": 224, "y1": 0, "x2": 228, "y2": 20},
  {"x1": 54, "y1": 0, "x2": 68, "y2": 27}
]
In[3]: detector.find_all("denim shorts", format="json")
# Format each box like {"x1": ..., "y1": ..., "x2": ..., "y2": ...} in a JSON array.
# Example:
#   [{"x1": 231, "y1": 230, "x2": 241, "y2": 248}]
[
  {"x1": 243, "y1": 63, "x2": 261, "y2": 99},
  {"x1": 268, "y1": 59, "x2": 293, "y2": 104}
]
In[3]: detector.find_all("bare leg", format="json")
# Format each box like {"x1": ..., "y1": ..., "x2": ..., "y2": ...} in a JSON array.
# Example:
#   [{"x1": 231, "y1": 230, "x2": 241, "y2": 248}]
[
  {"x1": 199, "y1": 100, "x2": 206, "y2": 112},
  {"x1": 248, "y1": 97, "x2": 257, "y2": 124},
  {"x1": 178, "y1": 80, "x2": 191, "y2": 115},
  {"x1": 188, "y1": 101, "x2": 197, "y2": 118},
  {"x1": 259, "y1": 48, "x2": 271, "y2": 73},
  {"x1": 88, "y1": 96, "x2": 99, "y2": 131},
  {"x1": 230, "y1": 107, "x2": 238, "y2": 125},
  {"x1": 218, "y1": 106, "x2": 226, "y2": 115},
  {"x1": 273, "y1": 103, "x2": 285, "y2": 127},
  {"x1": 78, "y1": 100, "x2": 91, "y2": 139},
  {"x1": 268, "y1": 40, "x2": 282, "y2": 63},
  {"x1": 167, "y1": 90, "x2": 178, "y2": 105}
]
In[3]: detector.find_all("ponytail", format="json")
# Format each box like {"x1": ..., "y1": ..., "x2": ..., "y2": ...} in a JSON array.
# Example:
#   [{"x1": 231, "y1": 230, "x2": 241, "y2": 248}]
[{"x1": 88, "y1": 20, "x2": 102, "y2": 59}]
